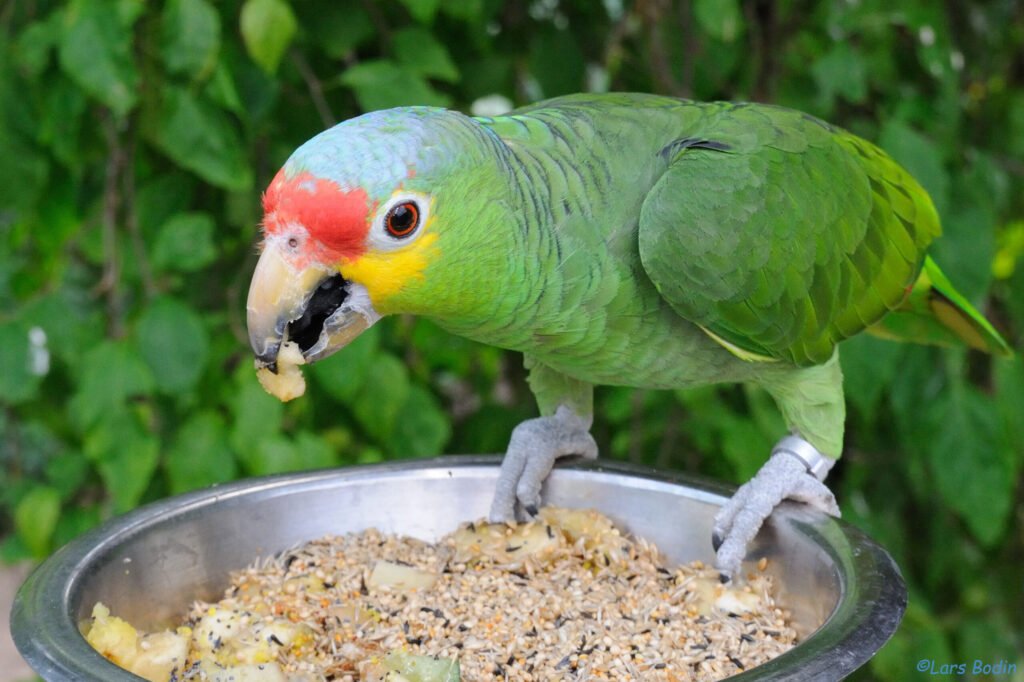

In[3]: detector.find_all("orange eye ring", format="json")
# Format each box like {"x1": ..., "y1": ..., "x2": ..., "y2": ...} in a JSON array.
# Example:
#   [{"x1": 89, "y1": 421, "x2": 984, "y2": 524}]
[{"x1": 385, "y1": 201, "x2": 420, "y2": 238}]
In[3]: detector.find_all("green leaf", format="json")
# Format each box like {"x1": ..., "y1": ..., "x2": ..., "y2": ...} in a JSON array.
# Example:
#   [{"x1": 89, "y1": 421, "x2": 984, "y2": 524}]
[
  {"x1": 931, "y1": 205, "x2": 995, "y2": 303},
  {"x1": 0, "y1": 320, "x2": 43, "y2": 404},
  {"x1": 14, "y1": 14, "x2": 62, "y2": 78},
  {"x1": 528, "y1": 28, "x2": 585, "y2": 98},
  {"x1": 340, "y1": 61, "x2": 451, "y2": 111},
  {"x1": 166, "y1": 412, "x2": 237, "y2": 493},
  {"x1": 52, "y1": 504, "x2": 102, "y2": 548},
  {"x1": 309, "y1": 324, "x2": 380, "y2": 404},
  {"x1": 136, "y1": 297, "x2": 209, "y2": 394},
  {"x1": 301, "y1": 0, "x2": 374, "y2": 58},
  {"x1": 387, "y1": 385, "x2": 451, "y2": 457},
  {"x1": 14, "y1": 485, "x2": 61, "y2": 558},
  {"x1": 240, "y1": 0, "x2": 297, "y2": 74},
  {"x1": 84, "y1": 407, "x2": 159, "y2": 513},
  {"x1": 58, "y1": 0, "x2": 141, "y2": 116},
  {"x1": 150, "y1": 212, "x2": 218, "y2": 273},
  {"x1": 398, "y1": 0, "x2": 442, "y2": 23},
  {"x1": 241, "y1": 432, "x2": 336, "y2": 476},
  {"x1": 839, "y1": 334, "x2": 905, "y2": 422},
  {"x1": 812, "y1": 43, "x2": 868, "y2": 106},
  {"x1": 694, "y1": 0, "x2": 744, "y2": 42},
  {"x1": 393, "y1": 27, "x2": 459, "y2": 82},
  {"x1": 161, "y1": 0, "x2": 221, "y2": 80},
  {"x1": 0, "y1": 128, "x2": 49, "y2": 216},
  {"x1": 927, "y1": 383, "x2": 1014, "y2": 547},
  {"x1": 45, "y1": 452, "x2": 90, "y2": 501},
  {"x1": 229, "y1": 368, "x2": 284, "y2": 454},
  {"x1": 152, "y1": 86, "x2": 253, "y2": 190},
  {"x1": 350, "y1": 353, "x2": 410, "y2": 445},
  {"x1": 68, "y1": 341, "x2": 154, "y2": 431},
  {"x1": 870, "y1": 601, "x2": 953, "y2": 681},
  {"x1": 878, "y1": 120, "x2": 949, "y2": 218}
]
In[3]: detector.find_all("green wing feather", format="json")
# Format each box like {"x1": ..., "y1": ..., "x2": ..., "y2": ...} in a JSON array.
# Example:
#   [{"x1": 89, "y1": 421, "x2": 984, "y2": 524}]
[
  {"x1": 638, "y1": 104, "x2": 942, "y2": 366},
  {"x1": 867, "y1": 256, "x2": 1013, "y2": 355}
]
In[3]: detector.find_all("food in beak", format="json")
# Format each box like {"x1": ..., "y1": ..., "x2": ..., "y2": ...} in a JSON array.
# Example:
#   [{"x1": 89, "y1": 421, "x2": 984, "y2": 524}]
[{"x1": 256, "y1": 341, "x2": 307, "y2": 402}]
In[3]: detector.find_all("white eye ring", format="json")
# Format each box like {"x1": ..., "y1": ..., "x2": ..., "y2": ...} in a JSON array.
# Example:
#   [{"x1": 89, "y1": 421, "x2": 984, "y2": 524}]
[{"x1": 368, "y1": 191, "x2": 431, "y2": 250}]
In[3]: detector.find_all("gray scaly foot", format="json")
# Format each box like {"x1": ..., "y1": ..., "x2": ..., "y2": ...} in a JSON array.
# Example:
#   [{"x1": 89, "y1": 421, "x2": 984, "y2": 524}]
[
  {"x1": 489, "y1": 405, "x2": 598, "y2": 522},
  {"x1": 713, "y1": 435, "x2": 840, "y2": 581}
]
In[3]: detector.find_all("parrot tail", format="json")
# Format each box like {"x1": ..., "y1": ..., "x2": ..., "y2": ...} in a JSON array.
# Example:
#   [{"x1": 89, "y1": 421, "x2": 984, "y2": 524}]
[{"x1": 867, "y1": 256, "x2": 1013, "y2": 356}]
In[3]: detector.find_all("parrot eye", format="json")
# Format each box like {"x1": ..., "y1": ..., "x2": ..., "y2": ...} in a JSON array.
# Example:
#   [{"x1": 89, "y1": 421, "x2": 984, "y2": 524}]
[
  {"x1": 384, "y1": 201, "x2": 420, "y2": 238},
  {"x1": 369, "y1": 191, "x2": 430, "y2": 250}
]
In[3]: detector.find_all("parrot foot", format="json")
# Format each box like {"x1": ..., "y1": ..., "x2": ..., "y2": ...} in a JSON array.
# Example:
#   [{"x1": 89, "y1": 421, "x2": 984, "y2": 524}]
[
  {"x1": 489, "y1": 405, "x2": 598, "y2": 523},
  {"x1": 713, "y1": 435, "x2": 840, "y2": 581}
]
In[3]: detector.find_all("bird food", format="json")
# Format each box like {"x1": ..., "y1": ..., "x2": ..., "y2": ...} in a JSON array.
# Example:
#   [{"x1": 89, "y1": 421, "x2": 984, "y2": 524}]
[
  {"x1": 256, "y1": 341, "x2": 307, "y2": 402},
  {"x1": 85, "y1": 507, "x2": 796, "y2": 681}
]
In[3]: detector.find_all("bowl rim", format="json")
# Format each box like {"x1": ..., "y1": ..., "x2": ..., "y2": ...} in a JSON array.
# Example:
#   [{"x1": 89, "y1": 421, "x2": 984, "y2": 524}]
[{"x1": 10, "y1": 456, "x2": 906, "y2": 681}]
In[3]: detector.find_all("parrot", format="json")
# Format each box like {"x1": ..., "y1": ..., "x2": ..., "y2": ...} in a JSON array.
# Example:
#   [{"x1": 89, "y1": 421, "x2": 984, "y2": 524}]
[{"x1": 245, "y1": 93, "x2": 1012, "y2": 580}]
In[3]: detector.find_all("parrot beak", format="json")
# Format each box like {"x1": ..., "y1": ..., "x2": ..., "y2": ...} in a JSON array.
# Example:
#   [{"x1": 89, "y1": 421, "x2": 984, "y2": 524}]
[{"x1": 246, "y1": 239, "x2": 380, "y2": 372}]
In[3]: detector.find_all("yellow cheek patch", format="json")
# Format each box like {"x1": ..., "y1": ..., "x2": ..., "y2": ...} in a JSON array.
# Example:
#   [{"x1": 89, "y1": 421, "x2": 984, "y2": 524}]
[{"x1": 339, "y1": 231, "x2": 439, "y2": 312}]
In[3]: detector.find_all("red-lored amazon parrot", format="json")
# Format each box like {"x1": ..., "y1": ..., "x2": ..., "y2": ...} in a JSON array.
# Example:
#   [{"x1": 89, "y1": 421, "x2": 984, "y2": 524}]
[{"x1": 245, "y1": 93, "x2": 1011, "y2": 579}]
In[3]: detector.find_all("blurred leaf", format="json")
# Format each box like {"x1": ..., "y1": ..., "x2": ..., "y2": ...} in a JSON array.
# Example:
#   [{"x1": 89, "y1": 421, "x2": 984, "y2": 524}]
[
  {"x1": 240, "y1": 434, "x2": 335, "y2": 476},
  {"x1": 870, "y1": 601, "x2": 954, "y2": 681},
  {"x1": 931, "y1": 205, "x2": 995, "y2": 303},
  {"x1": 340, "y1": 60, "x2": 450, "y2": 111},
  {"x1": 205, "y1": 61, "x2": 245, "y2": 114},
  {"x1": 0, "y1": 128, "x2": 49, "y2": 215},
  {"x1": 52, "y1": 504, "x2": 102, "y2": 548},
  {"x1": 351, "y1": 353, "x2": 411, "y2": 445},
  {"x1": 309, "y1": 324, "x2": 380, "y2": 404},
  {"x1": 150, "y1": 212, "x2": 218, "y2": 273},
  {"x1": 399, "y1": 0, "x2": 442, "y2": 23},
  {"x1": 84, "y1": 407, "x2": 159, "y2": 513},
  {"x1": 240, "y1": 0, "x2": 297, "y2": 74},
  {"x1": 45, "y1": 452, "x2": 89, "y2": 502},
  {"x1": 13, "y1": 14, "x2": 61, "y2": 79},
  {"x1": 694, "y1": 0, "x2": 744, "y2": 43},
  {"x1": 394, "y1": 27, "x2": 459, "y2": 82},
  {"x1": 37, "y1": 76, "x2": 88, "y2": 168},
  {"x1": 301, "y1": 0, "x2": 374, "y2": 58},
  {"x1": 136, "y1": 297, "x2": 210, "y2": 394},
  {"x1": 0, "y1": 320, "x2": 43, "y2": 404},
  {"x1": 927, "y1": 383, "x2": 1014, "y2": 547},
  {"x1": 151, "y1": 86, "x2": 253, "y2": 190},
  {"x1": 68, "y1": 341, "x2": 154, "y2": 431},
  {"x1": 161, "y1": 0, "x2": 221, "y2": 80},
  {"x1": 528, "y1": 28, "x2": 585, "y2": 98},
  {"x1": 229, "y1": 369, "x2": 284, "y2": 454},
  {"x1": 387, "y1": 385, "x2": 451, "y2": 457},
  {"x1": 840, "y1": 334, "x2": 905, "y2": 422},
  {"x1": 166, "y1": 412, "x2": 237, "y2": 493},
  {"x1": 878, "y1": 120, "x2": 949, "y2": 218},
  {"x1": 812, "y1": 43, "x2": 868, "y2": 107},
  {"x1": 14, "y1": 485, "x2": 61, "y2": 558},
  {"x1": 58, "y1": 0, "x2": 141, "y2": 115},
  {"x1": 439, "y1": 0, "x2": 483, "y2": 21}
]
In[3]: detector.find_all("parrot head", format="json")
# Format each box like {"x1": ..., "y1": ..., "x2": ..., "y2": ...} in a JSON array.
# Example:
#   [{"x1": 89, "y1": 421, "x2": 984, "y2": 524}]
[{"x1": 246, "y1": 106, "x2": 505, "y2": 373}]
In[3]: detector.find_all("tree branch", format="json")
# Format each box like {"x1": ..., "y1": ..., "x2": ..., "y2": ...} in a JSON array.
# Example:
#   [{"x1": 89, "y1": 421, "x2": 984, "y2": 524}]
[
  {"x1": 291, "y1": 50, "x2": 336, "y2": 128},
  {"x1": 97, "y1": 113, "x2": 126, "y2": 338},
  {"x1": 122, "y1": 120, "x2": 157, "y2": 300}
]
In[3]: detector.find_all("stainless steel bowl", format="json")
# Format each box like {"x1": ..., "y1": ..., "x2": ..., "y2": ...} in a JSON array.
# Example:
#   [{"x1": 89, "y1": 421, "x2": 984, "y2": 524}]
[{"x1": 11, "y1": 457, "x2": 906, "y2": 680}]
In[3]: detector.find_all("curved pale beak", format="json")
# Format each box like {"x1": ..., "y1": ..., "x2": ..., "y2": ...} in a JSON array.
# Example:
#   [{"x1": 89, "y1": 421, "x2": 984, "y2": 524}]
[{"x1": 246, "y1": 240, "x2": 380, "y2": 371}]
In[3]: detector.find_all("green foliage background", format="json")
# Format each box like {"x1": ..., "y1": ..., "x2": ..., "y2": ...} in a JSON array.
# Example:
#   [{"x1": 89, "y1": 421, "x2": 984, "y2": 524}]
[{"x1": 1, "y1": 0, "x2": 1022, "y2": 678}]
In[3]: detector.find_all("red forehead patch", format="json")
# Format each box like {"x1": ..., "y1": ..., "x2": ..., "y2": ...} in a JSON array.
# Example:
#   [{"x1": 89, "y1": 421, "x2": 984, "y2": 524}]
[{"x1": 262, "y1": 170, "x2": 373, "y2": 259}]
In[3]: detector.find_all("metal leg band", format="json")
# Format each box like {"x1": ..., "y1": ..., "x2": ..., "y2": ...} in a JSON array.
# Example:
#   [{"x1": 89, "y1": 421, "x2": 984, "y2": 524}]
[{"x1": 771, "y1": 435, "x2": 834, "y2": 481}]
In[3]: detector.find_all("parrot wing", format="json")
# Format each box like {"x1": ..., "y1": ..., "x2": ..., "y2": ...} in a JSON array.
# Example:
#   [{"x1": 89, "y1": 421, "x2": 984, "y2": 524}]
[{"x1": 638, "y1": 104, "x2": 941, "y2": 366}]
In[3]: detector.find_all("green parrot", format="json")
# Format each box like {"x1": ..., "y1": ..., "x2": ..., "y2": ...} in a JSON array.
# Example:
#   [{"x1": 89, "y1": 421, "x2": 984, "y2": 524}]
[{"x1": 245, "y1": 93, "x2": 1011, "y2": 579}]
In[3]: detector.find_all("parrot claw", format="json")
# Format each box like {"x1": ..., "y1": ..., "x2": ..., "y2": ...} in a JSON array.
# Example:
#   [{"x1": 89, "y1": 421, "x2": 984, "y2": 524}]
[
  {"x1": 489, "y1": 405, "x2": 598, "y2": 523},
  {"x1": 712, "y1": 437, "x2": 839, "y2": 581}
]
